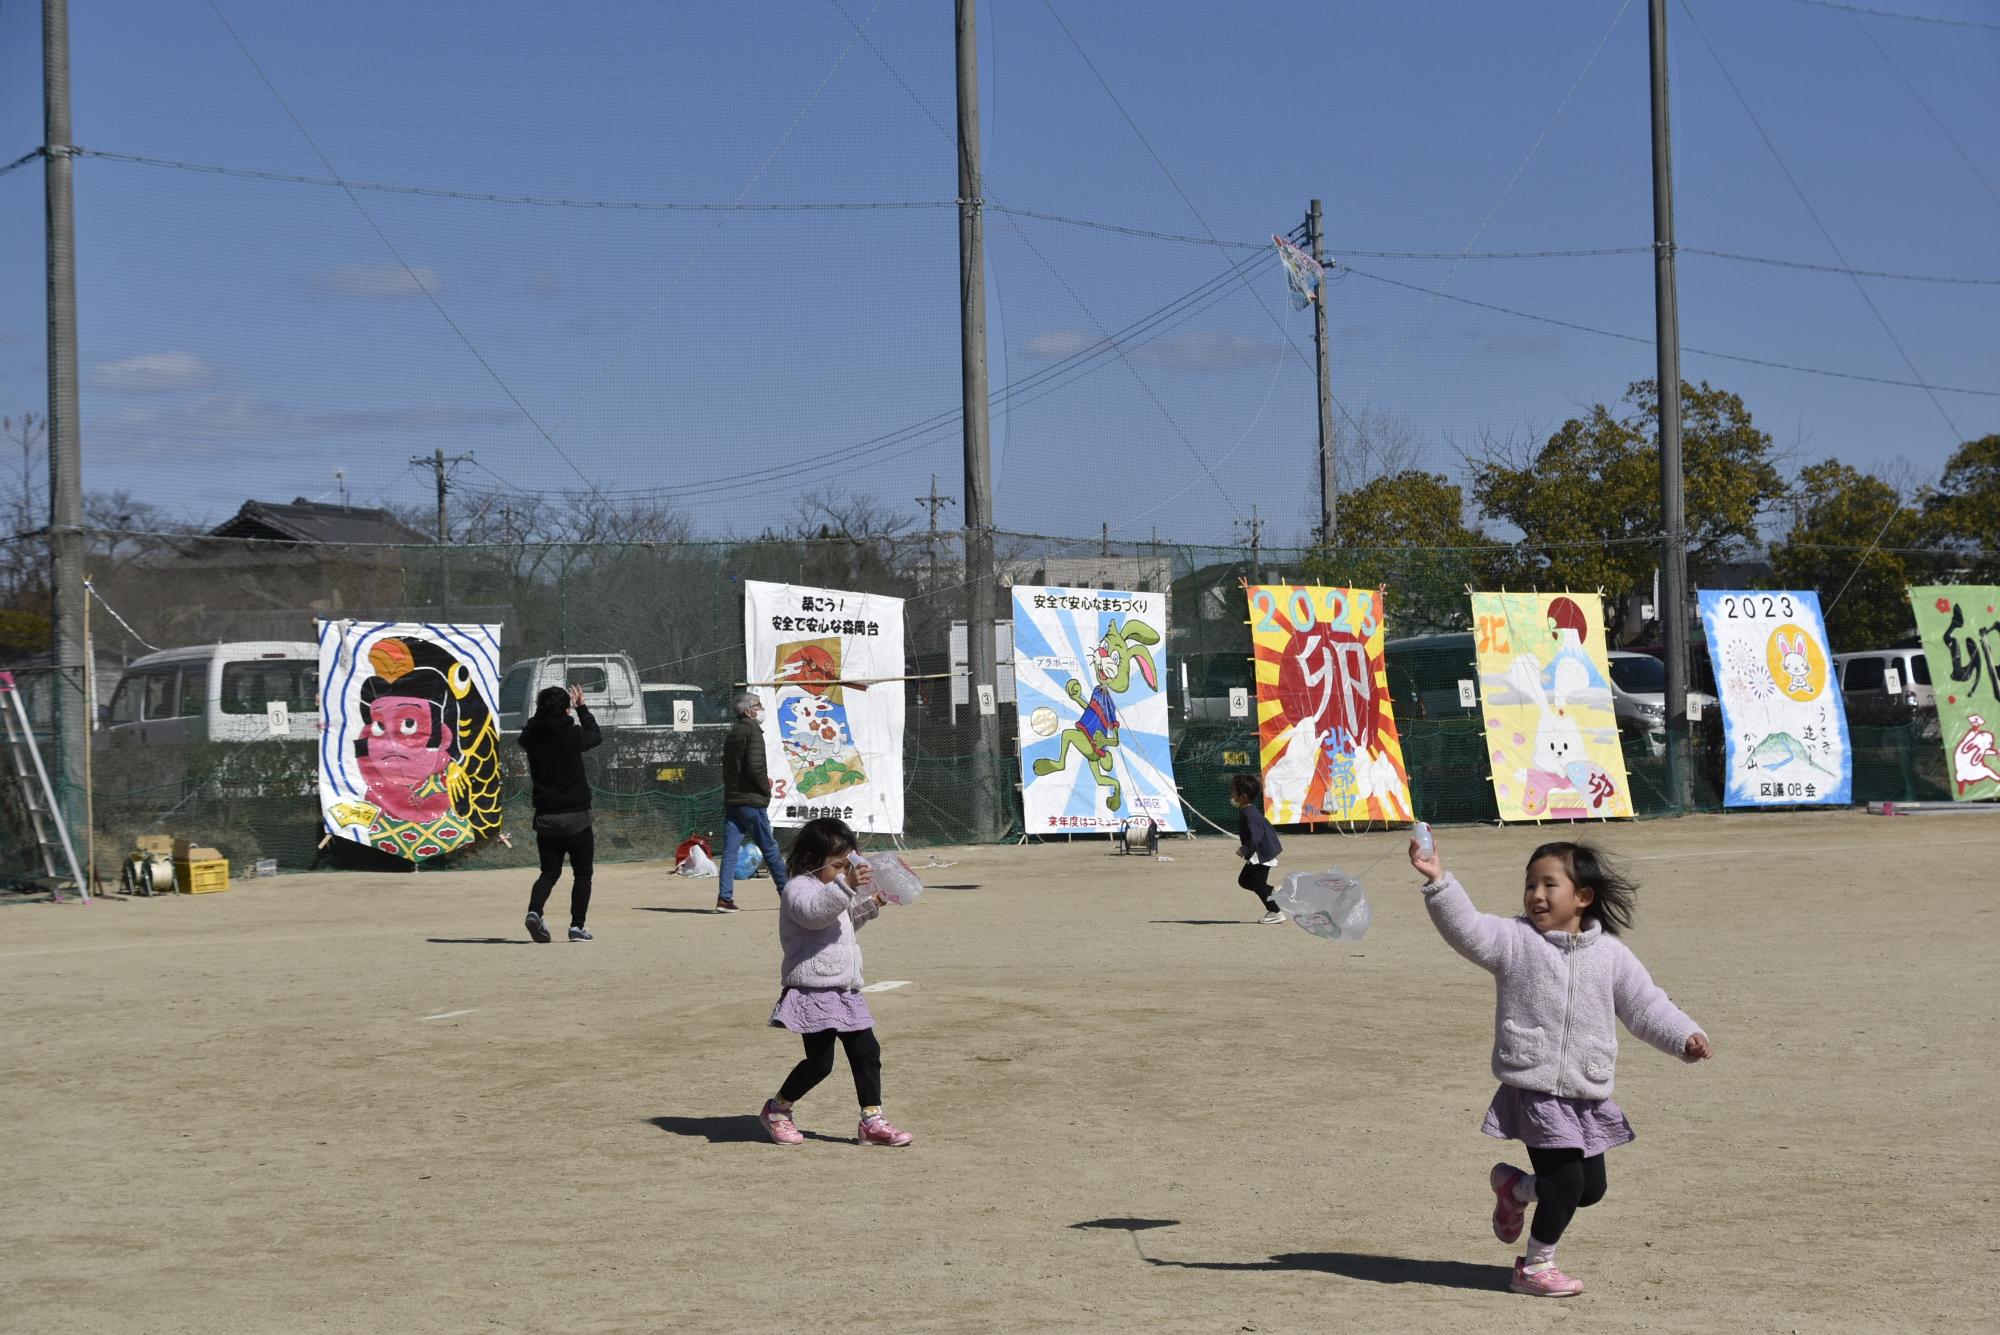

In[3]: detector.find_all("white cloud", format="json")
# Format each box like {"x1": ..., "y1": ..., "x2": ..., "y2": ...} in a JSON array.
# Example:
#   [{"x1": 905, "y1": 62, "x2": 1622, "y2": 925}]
[
  {"x1": 88, "y1": 350, "x2": 220, "y2": 394},
  {"x1": 311, "y1": 264, "x2": 445, "y2": 299},
  {"x1": 1023, "y1": 328, "x2": 1287, "y2": 373},
  {"x1": 89, "y1": 392, "x2": 512, "y2": 451}
]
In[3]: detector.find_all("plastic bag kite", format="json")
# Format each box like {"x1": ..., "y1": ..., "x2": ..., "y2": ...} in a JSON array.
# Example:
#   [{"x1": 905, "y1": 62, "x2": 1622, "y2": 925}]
[{"x1": 1273, "y1": 234, "x2": 1324, "y2": 309}]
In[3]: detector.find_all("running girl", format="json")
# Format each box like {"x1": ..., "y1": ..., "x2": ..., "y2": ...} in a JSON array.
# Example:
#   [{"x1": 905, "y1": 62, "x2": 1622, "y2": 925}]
[{"x1": 1410, "y1": 835, "x2": 1711, "y2": 1297}]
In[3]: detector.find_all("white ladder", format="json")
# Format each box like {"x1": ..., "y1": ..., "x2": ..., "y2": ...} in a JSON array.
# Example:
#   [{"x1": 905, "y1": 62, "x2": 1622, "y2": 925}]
[{"x1": 0, "y1": 671, "x2": 88, "y2": 901}]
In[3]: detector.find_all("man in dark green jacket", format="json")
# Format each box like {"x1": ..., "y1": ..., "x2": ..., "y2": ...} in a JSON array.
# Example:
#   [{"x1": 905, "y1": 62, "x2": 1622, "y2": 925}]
[{"x1": 717, "y1": 693, "x2": 786, "y2": 910}]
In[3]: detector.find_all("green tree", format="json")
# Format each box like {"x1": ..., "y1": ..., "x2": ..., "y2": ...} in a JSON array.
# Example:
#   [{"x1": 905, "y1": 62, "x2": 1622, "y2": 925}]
[
  {"x1": 1305, "y1": 470, "x2": 1518, "y2": 634},
  {"x1": 1770, "y1": 461, "x2": 1929, "y2": 648},
  {"x1": 1923, "y1": 433, "x2": 2000, "y2": 580},
  {"x1": 1471, "y1": 379, "x2": 1786, "y2": 607}
]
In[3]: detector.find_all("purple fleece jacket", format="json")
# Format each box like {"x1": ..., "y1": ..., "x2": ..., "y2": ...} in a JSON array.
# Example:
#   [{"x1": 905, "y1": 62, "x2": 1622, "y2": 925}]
[
  {"x1": 778, "y1": 873, "x2": 881, "y2": 992},
  {"x1": 1423, "y1": 873, "x2": 1701, "y2": 1100}
]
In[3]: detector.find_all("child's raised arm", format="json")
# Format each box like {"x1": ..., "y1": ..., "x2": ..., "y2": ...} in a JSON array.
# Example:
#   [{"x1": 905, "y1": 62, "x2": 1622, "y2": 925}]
[
  {"x1": 1410, "y1": 834, "x2": 1515, "y2": 975},
  {"x1": 782, "y1": 875, "x2": 865, "y2": 930}
]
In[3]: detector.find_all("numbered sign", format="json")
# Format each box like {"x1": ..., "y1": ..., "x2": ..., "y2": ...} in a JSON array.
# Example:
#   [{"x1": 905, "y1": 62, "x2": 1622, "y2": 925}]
[
  {"x1": 976, "y1": 683, "x2": 997, "y2": 716},
  {"x1": 266, "y1": 701, "x2": 290, "y2": 737},
  {"x1": 672, "y1": 699, "x2": 693, "y2": 733},
  {"x1": 1457, "y1": 679, "x2": 1476, "y2": 709},
  {"x1": 1228, "y1": 686, "x2": 1250, "y2": 718},
  {"x1": 1884, "y1": 666, "x2": 1903, "y2": 696}
]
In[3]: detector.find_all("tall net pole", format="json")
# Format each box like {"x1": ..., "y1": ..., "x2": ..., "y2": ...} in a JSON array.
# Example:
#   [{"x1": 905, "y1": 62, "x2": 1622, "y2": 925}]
[
  {"x1": 955, "y1": 0, "x2": 1004, "y2": 838},
  {"x1": 44, "y1": 0, "x2": 88, "y2": 839},
  {"x1": 1648, "y1": 0, "x2": 1691, "y2": 810}
]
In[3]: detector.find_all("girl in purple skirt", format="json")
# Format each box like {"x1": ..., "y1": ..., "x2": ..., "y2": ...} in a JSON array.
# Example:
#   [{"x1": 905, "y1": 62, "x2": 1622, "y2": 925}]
[
  {"x1": 757, "y1": 817, "x2": 913, "y2": 1148},
  {"x1": 1409, "y1": 835, "x2": 1712, "y2": 1298}
]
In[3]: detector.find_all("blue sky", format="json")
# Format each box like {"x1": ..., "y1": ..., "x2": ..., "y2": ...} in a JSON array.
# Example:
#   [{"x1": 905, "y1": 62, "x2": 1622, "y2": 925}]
[{"x1": 0, "y1": 0, "x2": 1994, "y2": 544}]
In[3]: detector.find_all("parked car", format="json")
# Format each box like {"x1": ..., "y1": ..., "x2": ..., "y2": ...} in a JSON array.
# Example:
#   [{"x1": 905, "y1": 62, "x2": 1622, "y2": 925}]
[
  {"x1": 100, "y1": 641, "x2": 320, "y2": 747},
  {"x1": 1607, "y1": 650, "x2": 1719, "y2": 754},
  {"x1": 1832, "y1": 648, "x2": 1934, "y2": 709},
  {"x1": 1383, "y1": 633, "x2": 1480, "y2": 721},
  {"x1": 1178, "y1": 649, "x2": 1256, "y2": 721}
]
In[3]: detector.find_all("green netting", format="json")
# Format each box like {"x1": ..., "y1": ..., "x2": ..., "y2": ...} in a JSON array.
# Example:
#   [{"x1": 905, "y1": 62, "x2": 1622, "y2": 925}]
[{"x1": 0, "y1": 527, "x2": 1963, "y2": 884}]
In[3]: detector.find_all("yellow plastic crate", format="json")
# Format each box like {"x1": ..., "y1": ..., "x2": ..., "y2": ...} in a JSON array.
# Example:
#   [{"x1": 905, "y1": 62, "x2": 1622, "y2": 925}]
[{"x1": 175, "y1": 859, "x2": 230, "y2": 894}]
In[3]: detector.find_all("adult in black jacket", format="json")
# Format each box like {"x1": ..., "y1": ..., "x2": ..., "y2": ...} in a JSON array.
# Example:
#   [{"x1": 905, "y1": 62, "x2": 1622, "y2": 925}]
[
  {"x1": 519, "y1": 684, "x2": 603, "y2": 941},
  {"x1": 715, "y1": 692, "x2": 786, "y2": 912}
]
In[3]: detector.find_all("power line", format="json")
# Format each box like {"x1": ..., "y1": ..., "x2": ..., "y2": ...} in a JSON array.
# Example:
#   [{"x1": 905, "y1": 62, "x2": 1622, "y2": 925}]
[
  {"x1": 202, "y1": 1, "x2": 603, "y2": 496},
  {"x1": 1841, "y1": 14, "x2": 2000, "y2": 221},
  {"x1": 1340, "y1": 265, "x2": 2000, "y2": 396},
  {"x1": 1679, "y1": 0, "x2": 1964, "y2": 440},
  {"x1": 830, "y1": 0, "x2": 1251, "y2": 522},
  {"x1": 1770, "y1": 0, "x2": 2000, "y2": 30},
  {"x1": 1682, "y1": 247, "x2": 2000, "y2": 285},
  {"x1": 540, "y1": 0, "x2": 888, "y2": 442},
  {"x1": 1350, "y1": 0, "x2": 1638, "y2": 410},
  {"x1": 66, "y1": 147, "x2": 2000, "y2": 284},
  {"x1": 74, "y1": 148, "x2": 958, "y2": 212},
  {"x1": 0, "y1": 147, "x2": 40, "y2": 178},
  {"x1": 460, "y1": 250, "x2": 1276, "y2": 507}
]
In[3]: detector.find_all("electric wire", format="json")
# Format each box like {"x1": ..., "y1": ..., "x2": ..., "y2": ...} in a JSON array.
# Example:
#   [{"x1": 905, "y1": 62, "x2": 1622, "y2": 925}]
[
  {"x1": 1771, "y1": 0, "x2": 2000, "y2": 30},
  {"x1": 1842, "y1": 13, "x2": 2000, "y2": 220},
  {"x1": 1339, "y1": 265, "x2": 2000, "y2": 397},
  {"x1": 202, "y1": 1, "x2": 605, "y2": 496}
]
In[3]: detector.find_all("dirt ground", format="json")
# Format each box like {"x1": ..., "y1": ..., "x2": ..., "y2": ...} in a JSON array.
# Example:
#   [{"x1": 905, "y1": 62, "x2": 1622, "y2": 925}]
[{"x1": 4, "y1": 811, "x2": 1997, "y2": 1334}]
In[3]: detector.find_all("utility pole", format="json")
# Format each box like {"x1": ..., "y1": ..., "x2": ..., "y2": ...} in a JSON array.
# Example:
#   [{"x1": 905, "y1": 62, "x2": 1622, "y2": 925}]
[
  {"x1": 1236, "y1": 507, "x2": 1265, "y2": 584},
  {"x1": 955, "y1": 0, "x2": 1004, "y2": 838},
  {"x1": 413, "y1": 448, "x2": 474, "y2": 621},
  {"x1": 1648, "y1": 0, "x2": 1691, "y2": 810},
  {"x1": 411, "y1": 447, "x2": 476, "y2": 543},
  {"x1": 1307, "y1": 199, "x2": 1335, "y2": 547},
  {"x1": 1100, "y1": 522, "x2": 1110, "y2": 558},
  {"x1": 44, "y1": 0, "x2": 87, "y2": 840},
  {"x1": 915, "y1": 473, "x2": 955, "y2": 587}
]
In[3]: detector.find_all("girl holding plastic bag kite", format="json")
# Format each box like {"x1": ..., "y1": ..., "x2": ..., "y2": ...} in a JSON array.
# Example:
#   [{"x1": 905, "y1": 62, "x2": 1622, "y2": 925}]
[{"x1": 1409, "y1": 833, "x2": 1712, "y2": 1298}]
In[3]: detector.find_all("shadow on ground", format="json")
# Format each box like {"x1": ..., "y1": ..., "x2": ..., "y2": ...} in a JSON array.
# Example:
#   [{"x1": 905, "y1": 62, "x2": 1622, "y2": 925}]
[
  {"x1": 647, "y1": 1115, "x2": 846, "y2": 1145},
  {"x1": 425, "y1": 937, "x2": 535, "y2": 945},
  {"x1": 1146, "y1": 1251, "x2": 1510, "y2": 1291}
]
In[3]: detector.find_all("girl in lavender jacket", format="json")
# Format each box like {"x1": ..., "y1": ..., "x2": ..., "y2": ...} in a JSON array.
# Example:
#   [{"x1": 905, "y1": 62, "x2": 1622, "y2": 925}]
[
  {"x1": 1410, "y1": 835, "x2": 1712, "y2": 1299},
  {"x1": 756, "y1": 818, "x2": 914, "y2": 1148}
]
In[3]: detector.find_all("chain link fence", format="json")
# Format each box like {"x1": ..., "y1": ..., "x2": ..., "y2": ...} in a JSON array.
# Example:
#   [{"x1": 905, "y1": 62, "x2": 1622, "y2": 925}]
[{"x1": 0, "y1": 525, "x2": 1959, "y2": 885}]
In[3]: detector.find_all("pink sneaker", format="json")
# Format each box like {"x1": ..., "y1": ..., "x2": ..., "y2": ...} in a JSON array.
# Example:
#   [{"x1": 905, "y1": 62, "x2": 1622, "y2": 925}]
[
  {"x1": 1490, "y1": 1162, "x2": 1529, "y2": 1244},
  {"x1": 1510, "y1": 1259, "x2": 1584, "y2": 1297},
  {"x1": 758, "y1": 1099, "x2": 804, "y2": 1146},
  {"x1": 856, "y1": 1114, "x2": 913, "y2": 1147}
]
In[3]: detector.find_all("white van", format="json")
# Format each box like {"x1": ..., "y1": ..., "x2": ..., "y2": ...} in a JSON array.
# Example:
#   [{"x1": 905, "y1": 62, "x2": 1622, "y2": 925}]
[{"x1": 101, "y1": 642, "x2": 320, "y2": 747}]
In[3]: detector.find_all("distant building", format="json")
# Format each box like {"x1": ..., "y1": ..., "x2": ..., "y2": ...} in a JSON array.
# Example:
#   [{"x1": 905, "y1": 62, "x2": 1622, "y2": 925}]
[{"x1": 208, "y1": 497, "x2": 434, "y2": 547}]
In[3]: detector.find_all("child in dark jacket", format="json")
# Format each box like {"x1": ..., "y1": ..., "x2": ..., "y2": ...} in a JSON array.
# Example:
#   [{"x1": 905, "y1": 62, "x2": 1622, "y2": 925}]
[{"x1": 1230, "y1": 773, "x2": 1284, "y2": 924}]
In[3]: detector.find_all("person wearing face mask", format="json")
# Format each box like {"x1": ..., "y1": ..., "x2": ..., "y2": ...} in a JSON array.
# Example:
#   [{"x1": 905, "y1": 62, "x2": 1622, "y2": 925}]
[
  {"x1": 518, "y1": 684, "x2": 602, "y2": 942},
  {"x1": 716, "y1": 692, "x2": 787, "y2": 912}
]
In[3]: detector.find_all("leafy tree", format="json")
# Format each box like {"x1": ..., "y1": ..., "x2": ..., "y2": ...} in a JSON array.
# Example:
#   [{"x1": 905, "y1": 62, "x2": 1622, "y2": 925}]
[
  {"x1": 1770, "y1": 461, "x2": 1929, "y2": 647},
  {"x1": 1923, "y1": 433, "x2": 2000, "y2": 580},
  {"x1": 1305, "y1": 470, "x2": 1518, "y2": 634},
  {"x1": 1470, "y1": 379, "x2": 1786, "y2": 607}
]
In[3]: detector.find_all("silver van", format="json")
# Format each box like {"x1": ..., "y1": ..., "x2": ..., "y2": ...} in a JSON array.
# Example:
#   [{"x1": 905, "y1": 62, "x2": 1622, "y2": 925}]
[
  {"x1": 1832, "y1": 648, "x2": 1934, "y2": 709},
  {"x1": 101, "y1": 642, "x2": 320, "y2": 747}
]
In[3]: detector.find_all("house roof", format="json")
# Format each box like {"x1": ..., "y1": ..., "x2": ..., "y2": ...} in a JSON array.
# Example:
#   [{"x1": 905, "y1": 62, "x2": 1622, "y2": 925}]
[{"x1": 209, "y1": 498, "x2": 432, "y2": 546}]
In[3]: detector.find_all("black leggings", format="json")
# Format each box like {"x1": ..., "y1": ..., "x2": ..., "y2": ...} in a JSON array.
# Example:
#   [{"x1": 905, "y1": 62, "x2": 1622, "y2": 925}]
[
  {"x1": 1526, "y1": 1145, "x2": 1609, "y2": 1245},
  {"x1": 529, "y1": 826, "x2": 595, "y2": 928},
  {"x1": 778, "y1": 1027, "x2": 883, "y2": 1107},
  {"x1": 1237, "y1": 862, "x2": 1275, "y2": 908}
]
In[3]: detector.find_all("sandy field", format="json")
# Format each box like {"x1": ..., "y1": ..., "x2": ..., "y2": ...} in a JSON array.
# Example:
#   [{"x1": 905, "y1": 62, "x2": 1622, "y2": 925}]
[{"x1": 4, "y1": 811, "x2": 1997, "y2": 1334}]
